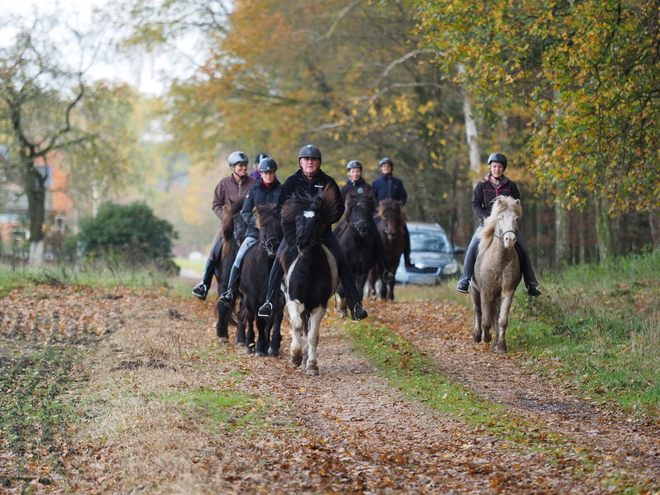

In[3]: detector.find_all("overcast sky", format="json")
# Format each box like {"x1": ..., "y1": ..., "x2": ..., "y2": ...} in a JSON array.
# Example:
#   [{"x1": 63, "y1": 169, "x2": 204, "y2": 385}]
[{"x1": 0, "y1": 0, "x2": 192, "y2": 95}]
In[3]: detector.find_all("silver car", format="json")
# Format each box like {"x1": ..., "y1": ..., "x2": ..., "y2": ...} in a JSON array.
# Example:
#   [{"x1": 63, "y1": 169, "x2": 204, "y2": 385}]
[{"x1": 395, "y1": 222, "x2": 465, "y2": 285}]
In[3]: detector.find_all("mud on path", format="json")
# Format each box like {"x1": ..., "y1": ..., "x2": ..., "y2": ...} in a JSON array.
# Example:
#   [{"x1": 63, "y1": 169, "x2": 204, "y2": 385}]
[{"x1": 3, "y1": 288, "x2": 659, "y2": 493}]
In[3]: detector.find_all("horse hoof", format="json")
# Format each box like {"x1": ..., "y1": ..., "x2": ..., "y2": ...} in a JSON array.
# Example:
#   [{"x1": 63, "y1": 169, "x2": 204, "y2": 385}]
[
  {"x1": 255, "y1": 350, "x2": 267, "y2": 357},
  {"x1": 268, "y1": 347, "x2": 279, "y2": 357},
  {"x1": 472, "y1": 333, "x2": 482, "y2": 343},
  {"x1": 306, "y1": 366, "x2": 319, "y2": 376},
  {"x1": 218, "y1": 337, "x2": 229, "y2": 344},
  {"x1": 338, "y1": 310, "x2": 347, "y2": 318},
  {"x1": 291, "y1": 352, "x2": 303, "y2": 367},
  {"x1": 235, "y1": 341, "x2": 247, "y2": 347},
  {"x1": 483, "y1": 333, "x2": 492, "y2": 343},
  {"x1": 246, "y1": 346, "x2": 254, "y2": 354},
  {"x1": 495, "y1": 344, "x2": 508, "y2": 354}
]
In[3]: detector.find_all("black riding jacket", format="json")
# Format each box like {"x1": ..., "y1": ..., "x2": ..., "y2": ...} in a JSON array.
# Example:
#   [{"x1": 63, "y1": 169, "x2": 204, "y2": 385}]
[
  {"x1": 472, "y1": 174, "x2": 521, "y2": 225},
  {"x1": 241, "y1": 178, "x2": 282, "y2": 238},
  {"x1": 340, "y1": 177, "x2": 376, "y2": 208}
]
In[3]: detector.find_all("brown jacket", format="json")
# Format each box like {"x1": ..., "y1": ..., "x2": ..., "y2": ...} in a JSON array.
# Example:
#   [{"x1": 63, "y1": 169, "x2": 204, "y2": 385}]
[{"x1": 212, "y1": 173, "x2": 257, "y2": 220}]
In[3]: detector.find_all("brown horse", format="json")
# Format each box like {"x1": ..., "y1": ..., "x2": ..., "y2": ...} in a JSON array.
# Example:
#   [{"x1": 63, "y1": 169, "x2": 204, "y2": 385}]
[
  {"x1": 368, "y1": 199, "x2": 406, "y2": 300},
  {"x1": 471, "y1": 196, "x2": 522, "y2": 353}
]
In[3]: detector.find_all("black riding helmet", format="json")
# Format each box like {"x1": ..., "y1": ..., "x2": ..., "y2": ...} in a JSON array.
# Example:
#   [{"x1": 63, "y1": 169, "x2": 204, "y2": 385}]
[
  {"x1": 254, "y1": 152, "x2": 269, "y2": 164},
  {"x1": 346, "y1": 160, "x2": 363, "y2": 171},
  {"x1": 228, "y1": 151, "x2": 249, "y2": 167},
  {"x1": 259, "y1": 157, "x2": 278, "y2": 173},
  {"x1": 379, "y1": 157, "x2": 393, "y2": 168},
  {"x1": 298, "y1": 144, "x2": 322, "y2": 162},
  {"x1": 487, "y1": 153, "x2": 508, "y2": 170}
]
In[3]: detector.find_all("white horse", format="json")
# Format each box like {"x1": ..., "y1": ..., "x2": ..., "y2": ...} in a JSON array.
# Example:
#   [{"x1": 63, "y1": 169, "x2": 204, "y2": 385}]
[{"x1": 471, "y1": 196, "x2": 522, "y2": 353}]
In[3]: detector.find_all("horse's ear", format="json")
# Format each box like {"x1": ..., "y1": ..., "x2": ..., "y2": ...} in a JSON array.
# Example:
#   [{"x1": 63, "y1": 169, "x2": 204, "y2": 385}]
[{"x1": 515, "y1": 199, "x2": 521, "y2": 205}]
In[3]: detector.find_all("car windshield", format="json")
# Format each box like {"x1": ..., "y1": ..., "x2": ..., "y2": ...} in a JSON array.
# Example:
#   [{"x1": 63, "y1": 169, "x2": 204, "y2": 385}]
[{"x1": 409, "y1": 231, "x2": 451, "y2": 253}]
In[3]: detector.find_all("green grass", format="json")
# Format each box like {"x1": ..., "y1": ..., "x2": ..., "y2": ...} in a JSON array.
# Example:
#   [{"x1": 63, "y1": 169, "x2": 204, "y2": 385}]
[
  {"x1": 174, "y1": 257, "x2": 205, "y2": 274},
  {"x1": 508, "y1": 249, "x2": 660, "y2": 417},
  {"x1": 346, "y1": 322, "x2": 647, "y2": 491}
]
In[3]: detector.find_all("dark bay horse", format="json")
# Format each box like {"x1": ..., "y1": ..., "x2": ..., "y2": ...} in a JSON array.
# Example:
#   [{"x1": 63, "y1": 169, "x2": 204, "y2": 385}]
[
  {"x1": 471, "y1": 196, "x2": 522, "y2": 354},
  {"x1": 334, "y1": 194, "x2": 378, "y2": 316},
  {"x1": 236, "y1": 203, "x2": 284, "y2": 357},
  {"x1": 280, "y1": 188, "x2": 340, "y2": 376},
  {"x1": 368, "y1": 199, "x2": 406, "y2": 300},
  {"x1": 215, "y1": 200, "x2": 247, "y2": 345}
]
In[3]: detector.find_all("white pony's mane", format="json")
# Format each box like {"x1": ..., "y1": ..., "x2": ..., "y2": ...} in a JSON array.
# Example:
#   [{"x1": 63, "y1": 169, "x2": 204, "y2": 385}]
[{"x1": 479, "y1": 196, "x2": 522, "y2": 251}]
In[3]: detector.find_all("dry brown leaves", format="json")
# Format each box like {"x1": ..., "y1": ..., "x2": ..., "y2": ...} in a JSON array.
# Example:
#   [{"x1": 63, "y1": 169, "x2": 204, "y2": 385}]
[{"x1": 1, "y1": 286, "x2": 659, "y2": 494}]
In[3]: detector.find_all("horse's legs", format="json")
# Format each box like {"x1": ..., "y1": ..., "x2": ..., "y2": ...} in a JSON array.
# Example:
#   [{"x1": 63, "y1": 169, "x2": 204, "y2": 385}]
[
  {"x1": 480, "y1": 297, "x2": 494, "y2": 344},
  {"x1": 494, "y1": 293, "x2": 513, "y2": 354},
  {"x1": 471, "y1": 289, "x2": 482, "y2": 343},
  {"x1": 255, "y1": 316, "x2": 268, "y2": 356},
  {"x1": 287, "y1": 300, "x2": 305, "y2": 367},
  {"x1": 337, "y1": 285, "x2": 348, "y2": 317},
  {"x1": 305, "y1": 306, "x2": 325, "y2": 376},
  {"x1": 215, "y1": 302, "x2": 230, "y2": 343},
  {"x1": 387, "y1": 278, "x2": 395, "y2": 301},
  {"x1": 268, "y1": 309, "x2": 283, "y2": 357}
]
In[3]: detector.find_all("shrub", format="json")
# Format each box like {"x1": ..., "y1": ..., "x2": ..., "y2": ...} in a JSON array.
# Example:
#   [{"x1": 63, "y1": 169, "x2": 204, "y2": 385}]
[{"x1": 76, "y1": 201, "x2": 179, "y2": 273}]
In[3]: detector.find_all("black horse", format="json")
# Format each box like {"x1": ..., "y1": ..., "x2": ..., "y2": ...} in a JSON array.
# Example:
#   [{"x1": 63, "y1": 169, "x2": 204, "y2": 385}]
[
  {"x1": 280, "y1": 188, "x2": 341, "y2": 376},
  {"x1": 368, "y1": 199, "x2": 406, "y2": 301},
  {"x1": 236, "y1": 203, "x2": 284, "y2": 357},
  {"x1": 215, "y1": 200, "x2": 247, "y2": 344},
  {"x1": 334, "y1": 194, "x2": 378, "y2": 316}
]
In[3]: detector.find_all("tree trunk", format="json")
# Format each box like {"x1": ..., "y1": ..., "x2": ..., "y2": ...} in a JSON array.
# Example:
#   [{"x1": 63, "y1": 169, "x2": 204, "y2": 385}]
[
  {"x1": 594, "y1": 195, "x2": 615, "y2": 261},
  {"x1": 458, "y1": 64, "x2": 481, "y2": 188},
  {"x1": 650, "y1": 210, "x2": 660, "y2": 251},
  {"x1": 555, "y1": 195, "x2": 570, "y2": 267},
  {"x1": 23, "y1": 161, "x2": 48, "y2": 266}
]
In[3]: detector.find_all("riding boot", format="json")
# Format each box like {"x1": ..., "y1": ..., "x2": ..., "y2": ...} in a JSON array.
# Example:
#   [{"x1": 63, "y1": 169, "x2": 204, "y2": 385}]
[
  {"x1": 193, "y1": 258, "x2": 215, "y2": 301},
  {"x1": 403, "y1": 223, "x2": 414, "y2": 269},
  {"x1": 219, "y1": 264, "x2": 241, "y2": 307},
  {"x1": 457, "y1": 228, "x2": 481, "y2": 293}
]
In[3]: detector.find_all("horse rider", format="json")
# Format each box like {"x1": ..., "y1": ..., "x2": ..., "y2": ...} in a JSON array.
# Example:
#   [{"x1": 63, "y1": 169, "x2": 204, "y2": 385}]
[
  {"x1": 456, "y1": 152, "x2": 541, "y2": 297},
  {"x1": 257, "y1": 144, "x2": 369, "y2": 321},
  {"x1": 371, "y1": 157, "x2": 414, "y2": 269},
  {"x1": 192, "y1": 151, "x2": 257, "y2": 300},
  {"x1": 218, "y1": 157, "x2": 282, "y2": 307},
  {"x1": 340, "y1": 160, "x2": 394, "y2": 283},
  {"x1": 251, "y1": 152, "x2": 269, "y2": 179}
]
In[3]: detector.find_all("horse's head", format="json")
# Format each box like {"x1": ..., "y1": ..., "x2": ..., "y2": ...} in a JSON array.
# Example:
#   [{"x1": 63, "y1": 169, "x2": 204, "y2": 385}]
[
  {"x1": 490, "y1": 197, "x2": 521, "y2": 249},
  {"x1": 255, "y1": 203, "x2": 283, "y2": 258},
  {"x1": 377, "y1": 199, "x2": 404, "y2": 241},
  {"x1": 345, "y1": 194, "x2": 375, "y2": 237},
  {"x1": 282, "y1": 189, "x2": 339, "y2": 255}
]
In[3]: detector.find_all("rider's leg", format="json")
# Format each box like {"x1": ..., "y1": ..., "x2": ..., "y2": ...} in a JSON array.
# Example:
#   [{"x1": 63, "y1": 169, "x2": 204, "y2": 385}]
[
  {"x1": 322, "y1": 231, "x2": 368, "y2": 321},
  {"x1": 193, "y1": 229, "x2": 223, "y2": 300},
  {"x1": 258, "y1": 239, "x2": 287, "y2": 318},
  {"x1": 369, "y1": 219, "x2": 393, "y2": 282},
  {"x1": 457, "y1": 226, "x2": 482, "y2": 293},
  {"x1": 219, "y1": 236, "x2": 257, "y2": 307},
  {"x1": 515, "y1": 231, "x2": 541, "y2": 297}
]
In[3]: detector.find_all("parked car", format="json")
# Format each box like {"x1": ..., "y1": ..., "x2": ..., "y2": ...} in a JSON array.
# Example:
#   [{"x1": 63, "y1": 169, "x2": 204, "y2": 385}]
[{"x1": 395, "y1": 222, "x2": 465, "y2": 285}]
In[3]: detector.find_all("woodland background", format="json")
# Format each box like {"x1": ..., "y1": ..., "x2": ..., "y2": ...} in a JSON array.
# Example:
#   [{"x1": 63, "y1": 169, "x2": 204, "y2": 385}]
[{"x1": 1, "y1": 0, "x2": 659, "y2": 271}]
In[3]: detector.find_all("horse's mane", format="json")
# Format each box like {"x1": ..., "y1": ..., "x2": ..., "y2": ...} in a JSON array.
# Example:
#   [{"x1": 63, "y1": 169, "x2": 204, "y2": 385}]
[
  {"x1": 479, "y1": 196, "x2": 522, "y2": 250},
  {"x1": 376, "y1": 198, "x2": 406, "y2": 234},
  {"x1": 281, "y1": 187, "x2": 341, "y2": 226},
  {"x1": 221, "y1": 199, "x2": 245, "y2": 258},
  {"x1": 345, "y1": 192, "x2": 376, "y2": 218},
  {"x1": 254, "y1": 203, "x2": 279, "y2": 232}
]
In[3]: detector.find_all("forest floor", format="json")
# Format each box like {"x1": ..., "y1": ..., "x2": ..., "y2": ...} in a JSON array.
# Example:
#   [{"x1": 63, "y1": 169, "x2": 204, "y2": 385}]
[{"x1": 1, "y1": 283, "x2": 659, "y2": 494}]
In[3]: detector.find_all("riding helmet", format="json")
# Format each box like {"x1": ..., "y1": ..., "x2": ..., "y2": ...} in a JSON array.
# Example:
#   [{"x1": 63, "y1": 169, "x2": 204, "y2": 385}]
[
  {"x1": 298, "y1": 144, "x2": 322, "y2": 161},
  {"x1": 228, "y1": 151, "x2": 249, "y2": 167},
  {"x1": 254, "y1": 152, "x2": 269, "y2": 164},
  {"x1": 379, "y1": 157, "x2": 393, "y2": 168},
  {"x1": 487, "y1": 153, "x2": 508, "y2": 170},
  {"x1": 258, "y1": 157, "x2": 278, "y2": 173},
  {"x1": 346, "y1": 160, "x2": 363, "y2": 171}
]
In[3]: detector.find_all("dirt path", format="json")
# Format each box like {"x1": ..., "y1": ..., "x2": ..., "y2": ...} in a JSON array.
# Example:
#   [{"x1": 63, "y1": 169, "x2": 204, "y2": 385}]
[{"x1": 4, "y1": 287, "x2": 659, "y2": 493}]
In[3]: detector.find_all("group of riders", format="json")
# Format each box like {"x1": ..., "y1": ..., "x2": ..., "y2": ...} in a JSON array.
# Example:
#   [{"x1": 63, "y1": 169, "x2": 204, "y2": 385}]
[{"x1": 191, "y1": 145, "x2": 540, "y2": 323}]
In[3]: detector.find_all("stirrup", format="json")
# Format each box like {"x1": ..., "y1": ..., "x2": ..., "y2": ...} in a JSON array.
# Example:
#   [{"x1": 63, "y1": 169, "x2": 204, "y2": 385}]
[
  {"x1": 258, "y1": 301, "x2": 273, "y2": 319},
  {"x1": 219, "y1": 290, "x2": 234, "y2": 307},
  {"x1": 192, "y1": 283, "x2": 208, "y2": 301},
  {"x1": 527, "y1": 285, "x2": 541, "y2": 298}
]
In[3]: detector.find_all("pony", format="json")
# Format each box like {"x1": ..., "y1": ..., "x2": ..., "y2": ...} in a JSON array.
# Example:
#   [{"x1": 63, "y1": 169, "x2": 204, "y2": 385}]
[
  {"x1": 334, "y1": 193, "x2": 378, "y2": 316},
  {"x1": 279, "y1": 188, "x2": 341, "y2": 376},
  {"x1": 368, "y1": 199, "x2": 406, "y2": 300},
  {"x1": 215, "y1": 199, "x2": 247, "y2": 345},
  {"x1": 236, "y1": 203, "x2": 285, "y2": 357},
  {"x1": 471, "y1": 196, "x2": 522, "y2": 354}
]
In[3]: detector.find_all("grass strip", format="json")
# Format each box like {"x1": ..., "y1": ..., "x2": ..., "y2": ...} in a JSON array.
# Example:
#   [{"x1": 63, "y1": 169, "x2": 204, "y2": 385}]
[{"x1": 347, "y1": 322, "x2": 650, "y2": 493}]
